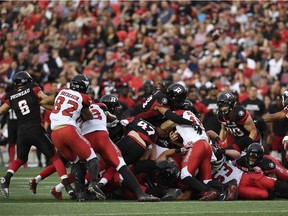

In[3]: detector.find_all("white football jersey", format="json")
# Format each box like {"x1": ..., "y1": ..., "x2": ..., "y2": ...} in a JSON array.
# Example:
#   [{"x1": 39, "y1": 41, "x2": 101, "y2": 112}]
[
  {"x1": 175, "y1": 110, "x2": 208, "y2": 145},
  {"x1": 211, "y1": 160, "x2": 243, "y2": 185},
  {"x1": 50, "y1": 88, "x2": 91, "y2": 130},
  {"x1": 81, "y1": 103, "x2": 107, "y2": 135}
]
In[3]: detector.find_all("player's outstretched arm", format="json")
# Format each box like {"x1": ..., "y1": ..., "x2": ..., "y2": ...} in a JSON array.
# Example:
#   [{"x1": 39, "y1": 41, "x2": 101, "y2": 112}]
[
  {"x1": 262, "y1": 111, "x2": 286, "y2": 123},
  {"x1": 39, "y1": 93, "x2": 55, "y2": 110},
  {"x1": 0, "y1": 103, "x2": 10, "y2": 115}
]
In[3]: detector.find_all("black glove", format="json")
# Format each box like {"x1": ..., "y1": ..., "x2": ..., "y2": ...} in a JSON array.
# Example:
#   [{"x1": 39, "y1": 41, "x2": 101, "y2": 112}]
[
  {"x1": 211, "y1": 144, "x2": 225, "y2": 158},
  {"x1": 191, "y1": 122, "x2": 202, "y2": 135},
  {"x1": 253, "y1": 117, "x2": 264, "y2": 128}
]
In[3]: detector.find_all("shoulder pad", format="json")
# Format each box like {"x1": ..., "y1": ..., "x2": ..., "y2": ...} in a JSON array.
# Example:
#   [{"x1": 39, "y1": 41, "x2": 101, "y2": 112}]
[{"x1": 233, "y1": 105, "x2": 247, "y2": 121}]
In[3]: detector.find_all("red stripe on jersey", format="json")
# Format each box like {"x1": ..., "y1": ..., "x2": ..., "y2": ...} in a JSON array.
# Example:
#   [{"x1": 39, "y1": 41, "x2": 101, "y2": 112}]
[
  {"x1": 237, "y1": 111, "x2": 249, "y2": 125},
  {"x1": 175, "y1": 109, "x2": 185, "y2": 116},
  {"x1": 282, "y1": 109, "x2": 288, "y2": 115},
  {"x1": 137, "y1": 131, "x2": 157, "y2": 146}
]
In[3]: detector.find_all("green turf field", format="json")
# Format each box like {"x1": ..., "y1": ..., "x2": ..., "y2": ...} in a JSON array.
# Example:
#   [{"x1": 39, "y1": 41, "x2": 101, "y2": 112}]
[{"x1": 0, "y1": 167, "x2": 288, "y2": 216}]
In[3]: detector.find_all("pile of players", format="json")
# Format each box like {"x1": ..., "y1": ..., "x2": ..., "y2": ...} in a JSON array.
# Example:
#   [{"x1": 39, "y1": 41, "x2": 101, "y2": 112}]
[{"x1": 2, "y1": 71, "x2": 288, "y2": 202}]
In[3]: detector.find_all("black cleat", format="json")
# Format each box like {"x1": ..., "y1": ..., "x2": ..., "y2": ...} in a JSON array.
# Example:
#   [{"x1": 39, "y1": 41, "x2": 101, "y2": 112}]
[
  {"x1": 138, "y1": 193, "x2": 160, "y2": 202},
  {"x1": 68, "y1": 189, "x2": 77, "y2": 200},
  {"x1": 65, "y1": 185, "x2": 77, "y2": 200},
  {"x1": 161, "y1": 188, "x2": 182, "y2": 201},
  {"x1": 77, "y1": 191, "x2": 86, "y2": 202},
  {"x1": 88, "y1": 182, "x2": 106, "y2": 200},
  {"x1": 0, "y1": 177, "x2": 9, "y2": 198}
]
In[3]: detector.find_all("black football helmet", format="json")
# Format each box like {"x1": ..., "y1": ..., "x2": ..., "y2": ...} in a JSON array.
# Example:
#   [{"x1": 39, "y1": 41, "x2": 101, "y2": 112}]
[
  {"x1": 13, "y1": 71, "x2": 33, "y2": 87},
  {"x1": 282, "y1": 89, "x2": 288, "y2": 107},
  {"x1": 100, "y1": 94, "x2": 122, "y2": 114},
  {"x1": 166, "y1": 83, "x2": 187, "y2": 107},
  {"x1": 245, "y1": 143, "x2": 264, "y2": 168},
  {"x1": 70, "y1": 74, "x2": 90, "y2": 94},
  {"x1": 155, "y1": 161, "x2": 180, "y2": 188},
  {"x1": 180, "y1": 100, "x2": 201, "y2": 120},
  {"x1": 143, "y1": 80, "x2": 156, "y2": 97},
  {"x1": 217, "y1": 92, "x2": 236, "y2": 117}
]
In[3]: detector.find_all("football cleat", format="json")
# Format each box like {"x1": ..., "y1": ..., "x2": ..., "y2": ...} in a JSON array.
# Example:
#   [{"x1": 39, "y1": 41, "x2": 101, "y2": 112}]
[
  {"x1": 138, "y1": 193, "x2": 160, "y2": 202},
  {"x1": 29, "y1": 178, "x2": 37, "y2": 194},
  {"x1": 50, "y1": 187, "x2": 63, "y2": 200},
  {"x1": 67, "y1": 189, "x2": 77, "y2": 200},
  {"x1": 0, "y1": 177, "x2": 9, "y2": 198},
  {"x1": 88, "y1": 182, "x2": 106, "y2": 200},
  {"x1": 161, "y1": 188, "x2": 182, "y2": 201},
  {"x1": 225, "y1": 184, "x2": 238, "y2": 201},
  {"x1": 65, "y1": 185, "x2": 77, "y2": 200},
  {"x1": 199, "y1": 190, "x2": 217, "y2": 201},
  {"x1": 77, "y1": 191, "x2": 86, "y2": 202}
]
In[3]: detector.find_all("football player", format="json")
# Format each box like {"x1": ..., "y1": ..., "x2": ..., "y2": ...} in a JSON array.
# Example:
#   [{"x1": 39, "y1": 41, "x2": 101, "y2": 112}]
[
  {"x1": 0, "y1": 71, "x2": 74, "y2": 199},
  {"x1": 216, "y1": 92, "x2": 261, "y2": 152},
  {"x1": 46, "y1": 74, "x2": 105, "y2": 201}
]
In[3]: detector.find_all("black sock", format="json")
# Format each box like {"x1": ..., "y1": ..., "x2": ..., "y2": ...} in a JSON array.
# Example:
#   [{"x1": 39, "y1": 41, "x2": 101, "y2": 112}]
[
  {"x1": 119, "y1": 166, "x2": 145, "y2": 196},
  {"x1": 87, "y1": 158, "x2": 99, "y2": 183},
  {"x1": 274, "y1": 179, "x2": 288, "y2": 195},
  {"x1": 4, "y1": 172, "x2": 13, "y2": 184},
  {"x1": 182, "y1": 176, "x2": 209, "y2": 192},
  {"x1": 62, "y1": 178, "x2": 71, "y2": 191},
  {"x1": 71, "y1": 162, "x2": 86, "y2": 193}
]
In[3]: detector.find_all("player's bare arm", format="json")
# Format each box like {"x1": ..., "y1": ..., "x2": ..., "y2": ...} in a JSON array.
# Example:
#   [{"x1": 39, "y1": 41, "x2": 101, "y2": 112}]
[
  {"x1": 156, "y1": 149, "x2": 178, "y2": 162},
  {"x1": 225, "y1": 149, "x2": 241, "y2": 159},
  {"x1": 0, "y1": 103, "x2": 10, "y2": 115},
  {"x1": 154, "y1": 105, "x2": 169, "y2": 114},
  {"x1": 219, "y1": 124, "x2": 228, "y2": 141},
  {"x1": 262, "y1": 111, "x2": 286, "y2": 123},
  {"x1": 39, "y1": 91, "x2": 55, "y2": 110},
  {"x1": 244, "y1": 115, "x2": 258, "y2": 140},
  {"x1": 104, "y1": 111, "x2": 117, "y2": 122},
  {"x1": 81, "y1": 107, "x2": 93, "y2": 121}
]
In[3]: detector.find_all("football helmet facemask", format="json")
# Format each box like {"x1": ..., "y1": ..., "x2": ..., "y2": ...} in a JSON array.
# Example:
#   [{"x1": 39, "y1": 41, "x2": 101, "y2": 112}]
[
  {"x1": 70, "y1": 74, "x2": 90, "y2": 94},
  {"x1": 245, "y1": 143, "x2": 264, "y2": 168},
  {"x1": 13, "y1": 71, "x2": 33, "y2": 87},
  {"x1": 217, "y1": 92, "x2": 236, "y2": 117}
]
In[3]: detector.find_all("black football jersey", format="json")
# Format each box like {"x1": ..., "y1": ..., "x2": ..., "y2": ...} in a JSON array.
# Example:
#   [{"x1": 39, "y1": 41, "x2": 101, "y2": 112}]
[
  {"x1": 236, "y1": 155, "x2": 275, "y2": 174},
  {"x1": 124, "y1": 116, "x2": 158, "y2": 146},
  {"x1": 5, "y1": 83, "x2": 44, "y2": 128},
  {"x1": 217, "y1": 105, "x2": 260, "y2": 141},
  {"x1": 128, "y1": 91, "x2": 170, "y2": 126}
]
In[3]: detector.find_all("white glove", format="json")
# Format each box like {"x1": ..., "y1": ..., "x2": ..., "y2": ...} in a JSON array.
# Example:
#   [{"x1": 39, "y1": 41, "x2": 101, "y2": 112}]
[
  {"x1": 120, "y1": 119, "x2": 129, "y2": 126},
  {"x1": 283, "y1": 136, "x2": 288, "y2": 150},
  {"x1": 107, "y1": 120, "x2": 119, "y2": 128}
]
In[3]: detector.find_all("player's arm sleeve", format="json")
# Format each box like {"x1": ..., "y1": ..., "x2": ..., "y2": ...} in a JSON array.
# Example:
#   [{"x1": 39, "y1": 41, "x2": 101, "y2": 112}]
[{"x1": 164, "y1": 109, "x2": 195, "y2": 126}]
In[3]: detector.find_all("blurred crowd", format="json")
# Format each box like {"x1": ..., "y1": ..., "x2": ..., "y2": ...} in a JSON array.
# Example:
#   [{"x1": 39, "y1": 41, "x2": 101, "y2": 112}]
[{"x1": 0, "y1": 0, "x2": 288, "y2": 157}]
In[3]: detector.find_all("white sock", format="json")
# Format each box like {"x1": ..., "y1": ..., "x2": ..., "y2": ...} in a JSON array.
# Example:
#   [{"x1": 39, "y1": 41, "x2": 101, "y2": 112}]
[
  {"x1": 35, "y1": 175, "x2": 42, "y2": 184},
  {"x1": 98, "y1": 178, "x2": 108, "y2": 186},
  {"x1": 55, "y1": 183, "x2": 64, "y2": 192}
]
